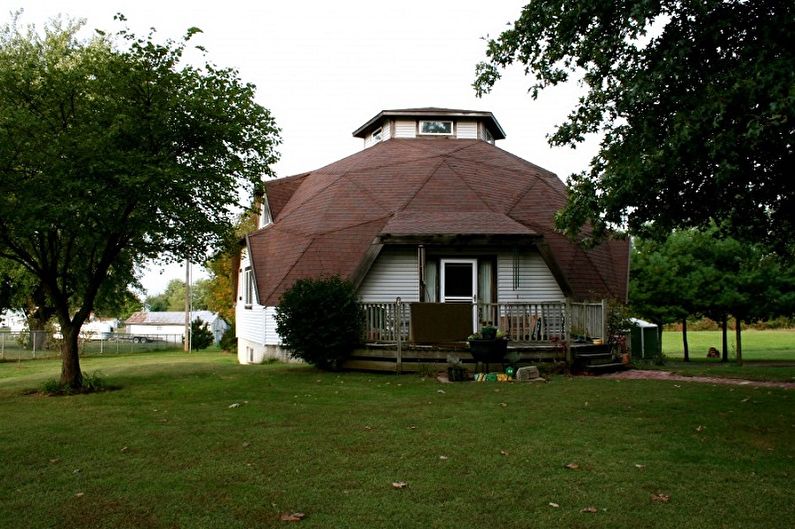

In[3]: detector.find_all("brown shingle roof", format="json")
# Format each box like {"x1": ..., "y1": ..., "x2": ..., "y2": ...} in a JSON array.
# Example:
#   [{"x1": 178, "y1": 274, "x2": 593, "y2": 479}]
[{"x1": 249, "y1": 138, "x2": 629, "y2": 306}]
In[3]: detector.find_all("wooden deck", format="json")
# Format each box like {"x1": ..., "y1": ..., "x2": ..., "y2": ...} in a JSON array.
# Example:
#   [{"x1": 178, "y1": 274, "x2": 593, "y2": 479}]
[{"x1": 342, "y1": 341, "x2": 612, "y2": 372}]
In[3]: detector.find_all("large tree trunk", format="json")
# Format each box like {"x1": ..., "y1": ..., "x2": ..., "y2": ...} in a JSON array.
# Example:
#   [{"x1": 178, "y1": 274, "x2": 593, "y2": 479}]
[
  {"x1": 721, "y1": 317, "x2": 729, "y2": 363},
  {"x1": 59, "y1": 323, "x2": 83, "y2": 389},
  {"x1": 735, "y1": 317, "x2": 743, "y2": 366},
  {"x1": 682, "y1": 318, "x2": 689, "y2": 362}
]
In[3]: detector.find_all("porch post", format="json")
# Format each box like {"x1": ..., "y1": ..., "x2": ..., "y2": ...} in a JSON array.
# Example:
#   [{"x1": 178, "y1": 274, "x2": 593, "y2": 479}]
[
  {"x1": 601, "y1": 299, "x2": 609, "y2": 341},
  {"x1": 395, "y1": 297, "x2": 402, "y2": 374}
]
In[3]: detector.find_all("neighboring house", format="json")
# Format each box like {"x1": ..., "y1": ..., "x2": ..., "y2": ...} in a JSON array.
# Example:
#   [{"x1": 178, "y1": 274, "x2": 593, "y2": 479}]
[
  {"x1": 125, "y1": 311, "x2": 229, "y2": 344},
  {"x1": 236, "y1": 108, "x2": 629, "y2": 365},
  {"x1": 0, "y1": 310, "x2": 27, "y2": 332}
]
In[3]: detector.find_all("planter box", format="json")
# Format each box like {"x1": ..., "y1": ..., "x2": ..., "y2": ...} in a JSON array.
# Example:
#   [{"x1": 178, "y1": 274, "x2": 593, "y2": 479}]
[{"x1": 467, "y1": 338, "x2": 508, "y2": 363}]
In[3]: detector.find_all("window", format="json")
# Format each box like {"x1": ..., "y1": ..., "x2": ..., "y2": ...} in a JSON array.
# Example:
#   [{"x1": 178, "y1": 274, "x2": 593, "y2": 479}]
[
  {"x1": 419, "y1": 120, "x2": 453, "y2": 135},
  {"x1": 259, "y1": 195, "x2": 273, "y2": 228},
  {"x1": 372, "y1": 127, "x2": 382, "y2": 142},
  {"x1": 244, "y1": 268, "x2": 255, "y2": 308}
]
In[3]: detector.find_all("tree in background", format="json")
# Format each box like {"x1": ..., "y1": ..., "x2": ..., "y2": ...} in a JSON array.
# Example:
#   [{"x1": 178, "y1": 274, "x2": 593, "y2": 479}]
[
  {"x1": 630, "y1": 228, "x2": 795, "y2": 363},
  {"x1": 145, "y1": 278, "x2": 211, "y2": 312},
  {"x1": 203, "y1": 213, "x2": 257, "y2": 324},
  {"x1": 189, "y1": 317, "x2": 214, "y2": 351},
  {"x1": 475, "y1": 1, "x2": 794, "y2": 252},
  {"x1": 0, "y1": 15, "x2": 280, "y2": 389}
]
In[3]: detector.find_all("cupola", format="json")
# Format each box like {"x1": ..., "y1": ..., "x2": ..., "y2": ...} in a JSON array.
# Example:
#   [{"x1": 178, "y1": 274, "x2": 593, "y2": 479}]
[{"x1": 352, "y1": 107, "x2": 506, "y2": 148}]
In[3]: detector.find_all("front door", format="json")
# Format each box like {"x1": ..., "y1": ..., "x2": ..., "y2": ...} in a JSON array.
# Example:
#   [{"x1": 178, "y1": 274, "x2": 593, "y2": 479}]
[{"x1": 440, "y1": 259, "x2": 478, "y2": 331}]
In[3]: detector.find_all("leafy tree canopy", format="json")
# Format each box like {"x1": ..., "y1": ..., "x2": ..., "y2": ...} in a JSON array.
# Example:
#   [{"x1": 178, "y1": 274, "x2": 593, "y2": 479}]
[
  {"x1": 145, "y1": 278, "x2": 211, "y2": 312},
  {"x1": 475, "y1": 0, "x2": 794, "y2": 251},
  {"x1": 0, "y1": 14, "x2": 280, "y2": 387}
]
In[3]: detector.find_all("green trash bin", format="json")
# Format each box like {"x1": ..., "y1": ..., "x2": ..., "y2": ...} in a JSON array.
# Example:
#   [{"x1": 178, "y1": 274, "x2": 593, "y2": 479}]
[{"x1": 629, "y1": 319, "x2": 659, "y2": 359}]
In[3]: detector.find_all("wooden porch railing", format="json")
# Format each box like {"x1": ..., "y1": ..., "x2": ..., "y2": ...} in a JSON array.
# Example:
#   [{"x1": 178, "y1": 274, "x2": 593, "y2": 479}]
[
  {"x1": 477, "y1": 302, "x2": 566, "y2": 342},
  {"x1": 361, "y1": 299, "x2": 606, "y2": 344}
]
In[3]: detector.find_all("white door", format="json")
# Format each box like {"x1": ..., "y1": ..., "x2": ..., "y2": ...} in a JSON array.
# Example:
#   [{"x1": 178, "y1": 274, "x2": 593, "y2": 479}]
[{"x1": 440, "y1": 259, "x2": 478, "y2": 331}]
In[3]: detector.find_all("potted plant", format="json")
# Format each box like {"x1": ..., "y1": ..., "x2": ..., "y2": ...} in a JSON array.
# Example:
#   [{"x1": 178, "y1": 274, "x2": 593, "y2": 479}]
[{"x1": 467, "y1": 326, "x2": 509, "y2": 363}]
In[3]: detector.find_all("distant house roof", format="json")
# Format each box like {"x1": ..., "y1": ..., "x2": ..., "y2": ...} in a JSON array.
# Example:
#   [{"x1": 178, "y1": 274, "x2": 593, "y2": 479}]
[
  {"x1": 352, "y1": 107, "x2": 506, "y2": 140},
  {"x1": 250, "y1": 137, "x2": 630, "y2": 306},
  {"x1": 125, "y1": 311, "x2": 224, "y2": 326}
]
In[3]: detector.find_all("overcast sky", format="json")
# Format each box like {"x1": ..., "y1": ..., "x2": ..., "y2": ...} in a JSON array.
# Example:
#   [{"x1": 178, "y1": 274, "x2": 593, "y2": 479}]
[{"x1": 3, "y1": 0, "x2": 598, "y2": 295}]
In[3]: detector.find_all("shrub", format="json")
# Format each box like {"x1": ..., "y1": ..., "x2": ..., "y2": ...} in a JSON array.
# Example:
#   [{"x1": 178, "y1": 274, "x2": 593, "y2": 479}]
[
  {"x1": 42, "y1": 371, "x2": 106, "y2": 395},
  {"x1": 275, "y1": 276, "x2": 363, "y2": 370},
  {"x1": 219, "y1": 323, "x2": 237, "y2": 352},
  {"x1": 190, "y1": 318, "x2": 214, "y2": 351}
]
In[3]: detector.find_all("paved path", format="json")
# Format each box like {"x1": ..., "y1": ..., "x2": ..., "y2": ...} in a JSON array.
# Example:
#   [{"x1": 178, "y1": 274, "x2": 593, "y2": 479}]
[{"x1": 602, "y1": 369, "x2": 795, "y2": 389}]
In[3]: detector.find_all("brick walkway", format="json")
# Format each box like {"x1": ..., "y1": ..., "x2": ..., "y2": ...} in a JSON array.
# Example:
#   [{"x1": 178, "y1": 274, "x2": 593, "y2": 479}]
[{"x1": 602, "y1": 369, "x2": 795, "y2": 389}]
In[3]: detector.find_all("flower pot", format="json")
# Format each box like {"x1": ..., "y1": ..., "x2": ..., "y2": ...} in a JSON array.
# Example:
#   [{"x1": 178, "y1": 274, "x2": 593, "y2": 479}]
[{"x1": 467, "y1": 338, "x2": 508, "y2": 363}]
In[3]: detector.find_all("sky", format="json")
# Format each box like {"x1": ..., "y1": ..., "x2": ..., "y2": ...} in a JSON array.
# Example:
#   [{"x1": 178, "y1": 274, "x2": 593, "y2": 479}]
[{"x1": 3, "y1": 0, "x2": 599, "y2": 296}]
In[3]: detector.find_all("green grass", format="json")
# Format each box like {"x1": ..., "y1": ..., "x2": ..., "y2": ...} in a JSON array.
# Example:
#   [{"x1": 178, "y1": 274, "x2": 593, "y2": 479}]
[
  {"x1": 655, "y1": 329, "x2": 795, "y2": 381},
  {"x1": 662, "y1": 329, "x2": 795, "y2": 361},
  {"x1": 1, "y1": 353, "x2": 793, "y2": 529}
]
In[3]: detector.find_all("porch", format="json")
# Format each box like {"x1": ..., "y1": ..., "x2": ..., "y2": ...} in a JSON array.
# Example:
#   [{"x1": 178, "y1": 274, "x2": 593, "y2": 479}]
[{"x1": 352, "y1": 300, "x2": 617, "y2": 372}]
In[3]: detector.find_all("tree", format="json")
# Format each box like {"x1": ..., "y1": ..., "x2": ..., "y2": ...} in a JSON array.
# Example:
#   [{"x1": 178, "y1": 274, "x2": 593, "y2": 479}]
[
  {"x1": 631, "y1": 228, "x2": 795, "y2": 363},
  {"x1": 145, "y1": 278, "x2": 210, "y2": 312},
  {"x1": 629, "y1": 237, "x2": 689, "y2": 359},
  {"x1": 189, "y1": 317, "x2": 214, "y2": 351},
  {"x1": 475, "y1": 1, "x2": 794, "y2": 251},
  {"x1": 0, "y1": 16, "x2": 280, "y2": 389},
  {"x1": 204, "y1": 213, "x2": 257, "y2": 324}
]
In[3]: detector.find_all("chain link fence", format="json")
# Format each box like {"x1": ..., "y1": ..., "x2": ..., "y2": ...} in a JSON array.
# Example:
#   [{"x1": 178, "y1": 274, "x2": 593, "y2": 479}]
[{"x1": 0, "y1": 331, "x2": 184, "y2": 361}]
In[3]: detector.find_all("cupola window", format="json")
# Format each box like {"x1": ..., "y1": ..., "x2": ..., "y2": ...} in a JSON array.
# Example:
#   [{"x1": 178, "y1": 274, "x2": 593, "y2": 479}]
[{"x1": 419, "y1": 120, "x2": 453, "y2": 135}]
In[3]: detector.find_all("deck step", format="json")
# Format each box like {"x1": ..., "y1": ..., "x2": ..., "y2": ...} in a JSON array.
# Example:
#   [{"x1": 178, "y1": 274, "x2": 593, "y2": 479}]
[
  {"x1": 583, "y1": 362, "x2": 627, "y2": 371},
  {"x1": 574, "y1": 352, "x2": 613, "y2": 359}
]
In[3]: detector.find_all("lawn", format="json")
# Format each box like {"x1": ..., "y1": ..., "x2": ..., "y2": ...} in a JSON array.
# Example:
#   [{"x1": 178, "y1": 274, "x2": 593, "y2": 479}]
[
  {"x1": 661, "y1": 329, "x2": 795, "y2": 361},
  {"x1": 1, "y1": 352, "x2": 793, "y2": 529}
]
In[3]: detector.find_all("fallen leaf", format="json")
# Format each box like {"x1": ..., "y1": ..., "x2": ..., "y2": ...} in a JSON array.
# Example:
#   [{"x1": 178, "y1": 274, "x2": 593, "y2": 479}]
[
  {"x1": 391, "y1": 481, "x2": 408, "y2": 489},
  {"x1": 49, "y1": 458, "x2": 60, "y2": 464},
  {"x1": 439, "y1": 455, "x2": 448, "y2": 460},
  {"x1": 407, "y1": 425, "x2": 416, "y2": 430},
  {"x1": 584, "y1": 401, "x2": 589, "y2": 406},
  {"x1": 364, "y1": 426, "x2": 373, "y2": 431},
  {"x1": 651, "y1": 493, "x2": 670, "y2": 503},
  {"x1": 634, "y1": 464, "x2": 645, "y2": 469},
  {"x1": 499, "y1": 402, "x2": 508, "y2": 407},
  {"x1": 741, "y1": 397, "x2": 750, "y2": 402},
  {"x1": 242, "y1": 442, "x2": 250, "y2": 448},
  {"x1": 228, "y1": 403, "x2": 241, "y2": 409},
  {"x1": 75, "y1": 492, "x2": 84, "y2": 498},
  {"x1": 279, "y1": 512, "x2": 305, "y2": 522},
  {"x1": 674, "y1": 384, "x2": 681, "y2": 388},
  {"x1": 581, "y1": 506, "x2": 598, "y2": 513},
  {"x1": 500, "y1": 450, "x2": 509, "y2": 456},
  {"x1": 437, "y1": 389, "x2": 445, "y2": 394},
  {"x1": 120, "y1": 446, "x2": 128, "y2": 452},
  {"x1": 696, "y1": 425, "x2": 704, "y2": 432},
  {"x1": 549, "y1": 502, "x2": 560, "y2": 508},
  {"x1": 564, "y1": 463, "x2": 580, "y2": 470}
]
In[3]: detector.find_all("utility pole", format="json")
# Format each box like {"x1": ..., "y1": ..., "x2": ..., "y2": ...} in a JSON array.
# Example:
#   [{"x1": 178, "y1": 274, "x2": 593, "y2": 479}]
[{"x1": 184, "y1": 260, "x2": 191, "y2": 352}]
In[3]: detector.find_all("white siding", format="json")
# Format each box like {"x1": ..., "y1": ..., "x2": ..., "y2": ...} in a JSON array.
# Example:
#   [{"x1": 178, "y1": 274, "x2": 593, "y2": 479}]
[
  {"x1": 394, "y1": 119, "x2": 416, "y2": 138},
  {"x1": 497, "y1": 250, "x2": 564, "y2": 302},
  {"x1": 235, "y1": 249, "x2": 280, "y2": 348},
  {"x1": 358, "y1": 247, "x2": 419, "y2": 302},
  {"x1": 456, "y1": 121, "x2": 478, "y2": 139}
]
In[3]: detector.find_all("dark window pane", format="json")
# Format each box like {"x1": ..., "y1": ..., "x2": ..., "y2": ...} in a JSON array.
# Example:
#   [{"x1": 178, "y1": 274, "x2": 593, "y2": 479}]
[{"x1": 444, "y1": 263, "x2": 473, "y2": 297}]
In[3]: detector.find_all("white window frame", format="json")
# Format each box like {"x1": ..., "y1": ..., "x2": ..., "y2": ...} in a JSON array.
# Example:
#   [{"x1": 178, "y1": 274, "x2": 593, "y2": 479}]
[
  {"x1": 440, "y1": 258, "x2": 478, "y2": 332},
  {"x1": 243, "y1": 268, "x2": 254, "y2": 308},
  {"x1": 419, "y1": 120, "x2": 454, "y2": 136},
  {"x1": 259, "y1": 195, "x2": 273, "y2": 228},
  {"x1": 371, "y1": 127, "x2": 382, "y2": 142}
]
